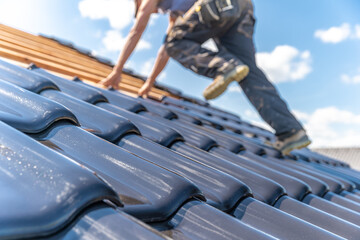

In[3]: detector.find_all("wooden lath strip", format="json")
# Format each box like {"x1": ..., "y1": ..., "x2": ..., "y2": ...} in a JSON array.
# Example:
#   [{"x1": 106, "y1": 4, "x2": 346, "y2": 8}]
[
  {"x1": 0, "y1": 46, "x2": 168, "y2": 96},
  {"x1": 0, "y1": 46, "x2": 103, "y2": 81},
  {"x1": 0, "y1": 24, "x2": 98, "y2": 61},
  {"x1": 0, "y1": 30, "x2": 113, "y2": 73},
  {"x1": 0, "y1": 24, "x2": 175, "y2": 98},
  {"x1": 0, "y1": 25, "x2": 153, "y2": 87},
  {"x1": 0, "y1": 38, "x2": 109, "y2": 77},
  {"x1": 45, "y1": 69, "x2": 164, "y2": 100}
]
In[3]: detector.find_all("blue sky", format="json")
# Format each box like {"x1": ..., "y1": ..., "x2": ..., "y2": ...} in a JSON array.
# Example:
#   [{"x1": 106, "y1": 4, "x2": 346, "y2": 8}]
[{"x1": 0, "y1": 0, "x2": 359, "y2": 147}]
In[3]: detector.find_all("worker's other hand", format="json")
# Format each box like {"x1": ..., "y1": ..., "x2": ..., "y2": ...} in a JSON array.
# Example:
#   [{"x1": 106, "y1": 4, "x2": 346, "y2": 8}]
[
  {"x1": 100, "y1": 71, "x2": 122, "y2": 90},
  {"x1": 138, "y1": 80, "x2": 153, "y2": 98}
]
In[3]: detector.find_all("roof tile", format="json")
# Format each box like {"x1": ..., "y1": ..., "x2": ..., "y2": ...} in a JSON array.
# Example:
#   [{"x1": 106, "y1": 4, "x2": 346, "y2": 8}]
[
  {"x1": 0, "y1": 121, "x2": 120, "y2": 239},
  {"x1": 0, "y1": 48, "x2": 360, "y2": 238}
]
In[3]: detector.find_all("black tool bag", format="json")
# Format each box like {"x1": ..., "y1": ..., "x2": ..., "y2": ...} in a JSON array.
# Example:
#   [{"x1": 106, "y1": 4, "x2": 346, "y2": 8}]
[{"x1": 196, "y1": 0, "x2": 243, "y2": 24}]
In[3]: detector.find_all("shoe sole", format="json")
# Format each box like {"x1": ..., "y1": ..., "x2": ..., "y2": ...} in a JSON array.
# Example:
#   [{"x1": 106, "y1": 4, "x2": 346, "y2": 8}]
[
  {"x1": 203, "y1": 65, "x2": 249, "y2": 100},
  {"x1": 281, "y1": 138, "x2": 312, "y2": 155}
]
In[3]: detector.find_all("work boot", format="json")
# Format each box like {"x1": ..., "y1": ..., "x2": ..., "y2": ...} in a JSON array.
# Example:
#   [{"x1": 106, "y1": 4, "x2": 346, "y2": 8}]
[
  {"x1": 203, "y1": 65, "x2": 249, "y2": 100},
  {"x1": 272, "y1": 130, "x2": 312, "y2": 155}
]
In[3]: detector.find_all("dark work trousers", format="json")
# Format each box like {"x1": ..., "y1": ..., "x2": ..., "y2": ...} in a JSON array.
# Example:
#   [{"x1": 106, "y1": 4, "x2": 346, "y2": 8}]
[{"x1": 165, "y1": 1, "x2": 304, "y2": 138}]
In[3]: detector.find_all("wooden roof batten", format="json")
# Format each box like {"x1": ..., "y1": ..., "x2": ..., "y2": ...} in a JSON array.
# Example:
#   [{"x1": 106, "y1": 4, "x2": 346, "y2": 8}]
[{"x1": 0, "y1": 24, "x2": 176, "y2": 100}]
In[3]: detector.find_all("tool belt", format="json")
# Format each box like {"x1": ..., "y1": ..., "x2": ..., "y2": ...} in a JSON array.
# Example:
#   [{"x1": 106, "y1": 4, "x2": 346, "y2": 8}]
[{"x1": 196, "y1": 0, "x2": 243, "y2": 24}]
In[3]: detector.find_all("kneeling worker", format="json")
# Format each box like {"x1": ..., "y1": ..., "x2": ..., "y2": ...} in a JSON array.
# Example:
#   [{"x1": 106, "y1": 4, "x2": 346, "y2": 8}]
[{"x1": 100, "y1": 0, "x2": 311, "y2": 155}]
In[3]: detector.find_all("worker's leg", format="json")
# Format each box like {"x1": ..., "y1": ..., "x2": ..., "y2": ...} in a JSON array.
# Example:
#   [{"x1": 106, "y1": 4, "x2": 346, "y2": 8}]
[
  {"x1": 219, "y1": 11, "x2": 304, "y2": 138},
  {"x1": 165, "y1": 9, "x2": 243, "y2": 79}
]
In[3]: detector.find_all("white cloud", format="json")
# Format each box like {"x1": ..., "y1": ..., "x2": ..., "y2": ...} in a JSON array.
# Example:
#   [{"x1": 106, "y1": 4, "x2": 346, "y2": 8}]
[
  {"x1": 78, "y1": 0, "x2": 134, "y2": 30},
  {"x1": 293, "y1": 107, "x2": 360, "y2": 148},
  {"x1": 241, "y1": 106, "x2": 360, "y2": 146},
  {"x1": 102, "y1": 30, "x2": 151, "y2": 52},
  {"x1": 128, "y1": 57, "x2": 167, "y2": 81},
  {"x1": 149, "y1": 14, "x2": 160, "y2": 26},
  {"x1": 124, "y1": 60, "x2": 136, "y2": 70},
  {"x1": 355, "y1": 25, "x2": 360, "y2": 39},
  {"x1": 93, "y1": 30, "x2": 103, "y2": 39},
  {"x1": 292, "y1": 110, "x2": 310, "y2": 121},
  {"x1": 314, "y1": 23, "x2": 352, "y2": 43},
  {"x1": 102, "y1": 30, "x2": 126, "y2": 51},
  {"x1": 0, "y1": 0, "x2": 61, "y2": 35},
  {"x1": 243, "y1": 110, "x2": 273, "y2": 132},
  {"x1": 158, "y1": 72, "x2": 167, "y2": 82},
  {"x1": 140, "y1": 57, "x2": 156, "y2": 76},
  {"x1": 256, "y1": 45, "x2": 312, "y2": 84},
  {"x1": 341, "y1": 74, "x2": 360, "y2": 84}
]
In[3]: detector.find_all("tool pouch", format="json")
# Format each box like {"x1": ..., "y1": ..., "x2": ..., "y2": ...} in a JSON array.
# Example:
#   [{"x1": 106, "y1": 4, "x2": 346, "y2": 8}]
[{"x1": 196, "y1": 0, "x2": 241, "y2": 24}]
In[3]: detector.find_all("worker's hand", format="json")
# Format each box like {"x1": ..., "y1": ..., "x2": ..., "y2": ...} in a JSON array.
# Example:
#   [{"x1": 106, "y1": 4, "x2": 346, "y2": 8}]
[
  {"x1": 99, "y1": 71, "x2": 122, "y2": 90},
  {"x1": 138, "y1": 80, "x2": 153, "y2": 98}
]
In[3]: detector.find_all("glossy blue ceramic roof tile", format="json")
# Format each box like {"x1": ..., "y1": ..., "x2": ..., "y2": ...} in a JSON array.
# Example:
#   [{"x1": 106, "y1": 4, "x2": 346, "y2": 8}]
[
  {"x1": 89, "y1": 86, "x2": 147, "y2": 113},
  {"x1": 78, "y1": 87, "x2": 289, "y2": 208},
  {"x1": 140, "y1": 111, "x2": 245, "y2": 152},
  {"x1": 96, "y1": 92, "x2": 187, "y2": 126},
  {"x1": 30, "y1": 66, "x2": 108, "y2": 104},
  {"x1": 234, "y1": 197, "x2": 339, "y2": 240},
  {"x1": 137, "y1": 111, "x2": 219, "y2": 151},
  {"x1": 162, "y1": 96, "x2": 275, "y2": 140},
  {"x1": 108, "y1": 89, "x2": 178, "y2": 119},
  {"x1": 154, "y1": 201, "x2": 278, "y2": 240},
  {"x1": 137, "y1": 97, "x2": 201, "y2": 123},
  {"x1": 0, "y1": 80, "x2": 204, "y2": 224},
  {"x1": 0, "y1": 121, "x2": 120, "y2": 239},
  {"x1": 31, "y1": 122, "x2": 204, "y2": 223},
  {"x1": 97, "y1": 102, "x2": 184, "y2": 147},
  {"x1": 341, "y1": 190, "x2": 360, "y2": 202},
  {"x1": 40, "y1": 89, "x2": 140, "y2": 142},
  {"x1": 0, "y1": 59, "x2": 59, "y2": 93},
  {"x1": 274, "y1": 196, "x2": 360, "y2": 239},
  {"x1": 266, "y1": 155, "x2": 345, "y2": 193},
  {"x1": 284, "y1": 157, "x2": 357, "y2": 192},
  {"x1": 60, "y1": 79, "x2": 296, "y2": 210},
  {"x1": 162, "y1": 96, "x2": 242, "y2": 122},
  {"x1": 26, "y1": 72, "x2": 257, "y2": 213},
  {"x1": 164, "y1": 103, "x2": 226, "y2": 130},
  {"x1": 39, "y1": 69, "x2": 360, "y2": 238},
  {"x1": 170, "y1": 142, "x2": 287, "y2": 206},
  {"x1": 51, "y1": 204, "x2": 168, "y2": 240},
  {"x1": 175, "y1": 93, "x2": 210, "y2": 107},
  {"x1": 118, "y1": 134, "x2": 252, "y2": 212},
  {"x1": 302, "y1": 193, "x2": 360, "y2": 226},
  {"x1": 241, "y1": 151, "x2": 330, "y2": 197},
  {"x1": 1, "y1": 60, "x2": 360, "y2": 239},
  {"x1": 209, "y1": 146, "x2": 312, "y2": 201},
  {"x1": 0, "y1": 80, "x2": 78, "y2": 133}
]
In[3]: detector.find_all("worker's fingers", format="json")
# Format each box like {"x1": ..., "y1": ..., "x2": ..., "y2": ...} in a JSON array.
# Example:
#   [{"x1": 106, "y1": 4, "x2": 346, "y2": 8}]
[
  {"x1": 112, "y1": 79, "x2": 121, "y2": 90},
  {"x1": 138, "y1": 88, "x2": 145, "y2": 97},
  {"x1": 99, "y1": 79, "x2": 107, "y2": 86},
  {"x1": 138, "y1": 85, "x2": 150, "y2": 98},
  {"x1": 100, "y1": 75, "x2": 122, "y2": 90},
  {"x1": 99, "y1": 78, "x2": 111, "y2": 87},
  {"x1": 142, "y1": 90, "x2": 149, "y2": 98},
  {"x1": 113, "y1": 83, "x2": 120, "y2": 90}
]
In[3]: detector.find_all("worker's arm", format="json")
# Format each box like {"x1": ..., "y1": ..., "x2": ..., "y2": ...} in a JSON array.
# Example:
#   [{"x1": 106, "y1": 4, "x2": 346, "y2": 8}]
[
  {"x1": 101, "y1": 0, "x2": 158, "y2": 89},
  {"x1": 138, "y1": 15, "x2": 177, "y2": 98}
]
